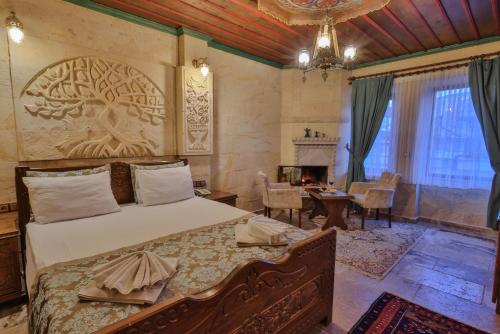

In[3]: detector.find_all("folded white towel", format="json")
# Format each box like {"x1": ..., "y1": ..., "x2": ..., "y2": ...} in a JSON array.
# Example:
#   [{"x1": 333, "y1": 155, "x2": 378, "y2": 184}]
[
  {"x1": 247, "y1": 215, "x2": 287, "y2": 244},
  {"x1": 235, "y1": 223, "x2": 287, "y2": 246},
  {"x1": 92, "y1": 251, "x2": 178, "y2": 295}
]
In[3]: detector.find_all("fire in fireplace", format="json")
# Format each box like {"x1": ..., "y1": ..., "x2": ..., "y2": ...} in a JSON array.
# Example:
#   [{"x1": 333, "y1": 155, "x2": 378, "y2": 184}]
[{"x1": 278, "y1": 165, "x2": 328, "y2": 186}]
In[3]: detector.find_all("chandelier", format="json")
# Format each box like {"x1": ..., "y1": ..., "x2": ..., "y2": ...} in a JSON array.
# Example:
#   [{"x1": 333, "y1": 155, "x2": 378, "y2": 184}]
[{"x1": 298, "y1": 14, "x2": 356, "y2": 82}]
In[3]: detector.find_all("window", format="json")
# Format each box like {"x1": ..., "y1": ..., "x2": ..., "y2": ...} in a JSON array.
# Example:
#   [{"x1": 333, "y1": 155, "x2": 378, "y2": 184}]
[
  {"x1": 364, "y1": 99, "x2": 395, "y2": 178},
  {"x1": 423, "y1": 87, "x2": 492, "y2": 189}
]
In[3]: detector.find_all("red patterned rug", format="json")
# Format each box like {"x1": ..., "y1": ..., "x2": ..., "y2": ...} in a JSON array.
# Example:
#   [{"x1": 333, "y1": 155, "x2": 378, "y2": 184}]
[{"x1": 349, "y1": 292, "x2": 489, "y2": 334}]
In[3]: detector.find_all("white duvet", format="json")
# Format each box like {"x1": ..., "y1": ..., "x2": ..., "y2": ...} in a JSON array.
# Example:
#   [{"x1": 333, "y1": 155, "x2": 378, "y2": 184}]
[{"x1": 26, "y1": 197, "x2": 249, "y2": 291}]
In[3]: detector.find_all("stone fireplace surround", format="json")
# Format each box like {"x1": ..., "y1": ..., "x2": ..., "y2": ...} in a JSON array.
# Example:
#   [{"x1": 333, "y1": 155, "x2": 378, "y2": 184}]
[{"x1": 293, "y1": 137, "x2": 339, "y2": 184}]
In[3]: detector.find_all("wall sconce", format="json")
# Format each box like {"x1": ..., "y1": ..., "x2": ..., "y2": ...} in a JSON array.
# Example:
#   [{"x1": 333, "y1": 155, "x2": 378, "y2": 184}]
[
  {"x1": 192, "y1": 58, "x2": 209, "y2": 77},
  {"x1": 5, "y1": 12, "x2": 24, "y2": 44}
]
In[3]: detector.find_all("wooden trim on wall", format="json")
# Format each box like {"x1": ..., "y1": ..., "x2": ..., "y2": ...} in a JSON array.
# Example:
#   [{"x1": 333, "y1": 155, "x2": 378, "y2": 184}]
[
  {"x1": 352, "y1": 35, "x2": 500, "y2": 70},
  {"x1": 348, "y1": 50, "x2": 500, "y2": 82}
]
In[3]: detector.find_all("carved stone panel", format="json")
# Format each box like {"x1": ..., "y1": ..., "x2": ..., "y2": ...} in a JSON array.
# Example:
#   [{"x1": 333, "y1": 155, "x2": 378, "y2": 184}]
[
  {"x1": 18, "y1": 57, "x2": 175, "y2": 160},
  {"x1": 176, "y1": 66, "x2": 213, "y2": 155}
]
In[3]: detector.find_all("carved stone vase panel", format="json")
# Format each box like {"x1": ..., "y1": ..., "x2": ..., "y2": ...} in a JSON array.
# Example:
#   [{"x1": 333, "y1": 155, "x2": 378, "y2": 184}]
[
  {"x1": 18, "y1": 56, "x2": 175, "y2": 160},
  {"x1": 177, "y1": 66, "x2": 213, "y2": 155}
]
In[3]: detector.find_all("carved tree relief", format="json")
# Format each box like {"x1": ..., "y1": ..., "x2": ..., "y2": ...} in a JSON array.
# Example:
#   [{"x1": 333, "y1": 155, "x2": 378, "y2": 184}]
[
  {"x1": 177, "y1": 67, "x2": 213, "y2": 155},
  {"x1": 21, "y1": 57, "x2": 168, "y2": 158}
]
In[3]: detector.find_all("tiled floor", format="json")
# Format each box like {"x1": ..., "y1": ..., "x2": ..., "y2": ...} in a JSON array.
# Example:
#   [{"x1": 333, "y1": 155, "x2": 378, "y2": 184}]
[{"x1": 327, "y1": 227, "x2": 500, "y2": 333}]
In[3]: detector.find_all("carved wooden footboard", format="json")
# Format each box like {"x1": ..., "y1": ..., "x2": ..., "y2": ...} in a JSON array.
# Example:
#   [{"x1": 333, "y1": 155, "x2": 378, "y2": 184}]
[{"x1": 98, "y1": 228, "x2": 336, "y2": 334}]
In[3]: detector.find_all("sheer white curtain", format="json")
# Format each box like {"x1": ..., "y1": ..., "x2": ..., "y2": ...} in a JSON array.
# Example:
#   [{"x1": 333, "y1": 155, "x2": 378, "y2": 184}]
[
  {"x1": 362, "y1": 67, "x2": 492, "y2": 189},
  {"x1": 364, "y1": 99, "x2": 397, "y2": 179},
  {"x1": 397, "y1": 67, "x2": 493, "y2": 189}
]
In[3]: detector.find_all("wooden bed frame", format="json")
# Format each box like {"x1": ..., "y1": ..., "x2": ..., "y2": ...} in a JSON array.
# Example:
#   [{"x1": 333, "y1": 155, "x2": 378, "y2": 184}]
[{"x1": 15, "y1": 160, "x2": 336, "y2": 334}]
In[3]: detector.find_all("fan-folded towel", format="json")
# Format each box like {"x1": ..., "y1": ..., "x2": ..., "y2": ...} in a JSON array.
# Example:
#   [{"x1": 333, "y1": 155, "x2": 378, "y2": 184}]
[{"x1": 78, "y1": 251, "x2": 178, "y2": 304}]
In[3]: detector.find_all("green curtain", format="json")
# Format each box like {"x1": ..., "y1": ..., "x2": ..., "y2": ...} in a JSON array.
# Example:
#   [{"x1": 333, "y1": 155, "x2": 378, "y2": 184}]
[
  {"x1": 469, "y1": 56, "x2": 500, "y2": 230},
  {"x1": 346, "y1": 75, "x2": 394, "y2": 192}
]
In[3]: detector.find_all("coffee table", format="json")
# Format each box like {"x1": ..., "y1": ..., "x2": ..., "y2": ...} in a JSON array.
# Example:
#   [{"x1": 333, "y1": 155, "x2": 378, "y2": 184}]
[{"x1": 305, "y1": 188, "x2": 354, "y2": 230}]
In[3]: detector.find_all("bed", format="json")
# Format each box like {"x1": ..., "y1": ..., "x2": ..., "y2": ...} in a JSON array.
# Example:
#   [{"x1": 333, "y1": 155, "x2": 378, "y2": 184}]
[{"x1": 15, "y1": 160, "x2": 336, "y2": 334}]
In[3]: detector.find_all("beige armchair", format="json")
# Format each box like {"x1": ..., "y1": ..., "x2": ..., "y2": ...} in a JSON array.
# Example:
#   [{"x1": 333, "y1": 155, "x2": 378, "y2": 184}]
[
  {"x1": 347, "y1": 172, "x2": 401, "y2": 229},
  {"x1": 258, "y1": 171, "x2": 302, "y2": 227}
]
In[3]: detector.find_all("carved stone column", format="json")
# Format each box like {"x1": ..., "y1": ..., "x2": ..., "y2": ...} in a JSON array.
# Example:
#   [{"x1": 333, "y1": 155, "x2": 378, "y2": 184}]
[{"x1": 176, "y1": 66, "x2": 213, "y2": 155}]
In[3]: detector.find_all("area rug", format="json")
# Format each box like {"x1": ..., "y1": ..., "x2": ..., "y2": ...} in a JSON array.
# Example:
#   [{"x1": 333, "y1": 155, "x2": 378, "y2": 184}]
[
  {"x1": 274, "y1": 211, "x2": 427, "y2": 279},
  {"x1": 349, "y1": 292, "x2": 488, "y2": 334}
]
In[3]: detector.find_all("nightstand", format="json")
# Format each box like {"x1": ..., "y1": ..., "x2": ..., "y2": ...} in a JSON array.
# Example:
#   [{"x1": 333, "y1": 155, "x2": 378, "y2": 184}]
[
  {"x1": 0, "y1": 212, "x2": 24, "y2": 303},
  {"x1": 206, "y1": 191, "x2": 238, "y2": 207}
]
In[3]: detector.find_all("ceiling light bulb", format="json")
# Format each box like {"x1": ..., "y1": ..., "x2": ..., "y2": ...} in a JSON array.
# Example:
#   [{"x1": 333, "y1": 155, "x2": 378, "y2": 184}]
[
  {"x1": 8, "y1": 26, "x2": 23, "y2": 44},
  {"x1": 200, "y1": 63, "x2": 209, "y2": 77},
  {"x1": 298, "y1": 50, "x2": 310, "y2": 66},
  {"x1": 344, "y1": 45, "x2": 356, "y2": 60},
  {"x1": 5, "y1": 12, "x2": 24, "y2": 44},
  {"x1": 317, "y1": 34, "x2": 330, "y2": 49}
]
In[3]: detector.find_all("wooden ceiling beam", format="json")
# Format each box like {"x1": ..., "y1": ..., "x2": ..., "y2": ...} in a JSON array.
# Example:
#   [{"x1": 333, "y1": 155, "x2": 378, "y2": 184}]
[
  {"x1": 226, "y1": 0, "x2": 309, "y2": 41},
  {"x1": 361, "y1": 14, "x2": 410, "y2": 53},
  {"x1": 105, "y1": 0, "x2": 189, "y2": 29},
  {"x1": 381, "y1": 7, "x2": 426, "y2": 50},
  {"x1": 345, "y1": 21, "x2": 397, "y2": 57},
  {"x1": 459, "y1": 0, "x2": 481, "y2": 39},
  {"x1": 202, "y1": 0, "x2": 303, "y2": 49},
  {"x1": 174, "y1": 0, "x2": 296, "y2": 53},
  {"x1": 107, "y1": 0, "x2": 288, "y2": 64},
  {"x1": 407, "y1": 0, "x2": 444, "y2": 47},
  {"x1": 335, "y1": 26, "x2": 382, "y2": 62},
  {"x1": 141, "y1": 0, "x2": 286, "y2": 59},
  {"x1": 213, "y1": 34, "x2": 292, "y2": 64},
  {"x1": 431, "y1": 0, "x2": 462, "y2": 43}
]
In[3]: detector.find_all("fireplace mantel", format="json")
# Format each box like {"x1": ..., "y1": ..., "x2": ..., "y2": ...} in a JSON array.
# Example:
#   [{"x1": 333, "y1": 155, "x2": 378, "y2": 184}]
[
  {"x1": 292, "y1": 137, "x2": 339, "y2": 146},
  {"x1": 293, "y1": 136, "x2": 339, "y2": 183}
]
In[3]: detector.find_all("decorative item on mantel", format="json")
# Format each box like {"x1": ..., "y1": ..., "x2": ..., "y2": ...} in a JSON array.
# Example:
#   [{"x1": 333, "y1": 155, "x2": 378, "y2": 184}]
[{"x1": 304, "y1": 128, "x2": 311, "y2": 138}]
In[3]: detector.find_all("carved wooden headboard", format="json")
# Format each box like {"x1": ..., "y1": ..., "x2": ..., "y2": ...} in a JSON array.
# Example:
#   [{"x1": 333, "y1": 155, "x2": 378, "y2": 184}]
[{"x1": 15, "y1": 159, "x2": 187, "y2": 251}]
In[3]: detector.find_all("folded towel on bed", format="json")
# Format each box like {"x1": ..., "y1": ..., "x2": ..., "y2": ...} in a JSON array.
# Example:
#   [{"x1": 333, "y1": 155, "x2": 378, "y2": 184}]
[
  {"x1": 235, "y1": 216, "x2": 288, "y2": 246},
  {"x1": 247, "y1": 215, "x2": 288, "y2": 244},
  {"x1": 78, "y1": 280, "x2": 165, "y2": 305},
  {"x1": 78, "y1": 251, "x2": 178, "y2": 304},
  {"x1": 92, "y1": 251, "x2": 178, "y2": 295}
]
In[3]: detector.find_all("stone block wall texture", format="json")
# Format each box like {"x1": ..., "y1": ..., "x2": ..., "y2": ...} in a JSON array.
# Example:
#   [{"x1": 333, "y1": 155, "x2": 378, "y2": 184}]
[
  {"x1": 208, "y1": 48, "x2": 281, "y2": 211},
  {"x1": 0, "y1": 0, "x2": 281, "y2": 212}
]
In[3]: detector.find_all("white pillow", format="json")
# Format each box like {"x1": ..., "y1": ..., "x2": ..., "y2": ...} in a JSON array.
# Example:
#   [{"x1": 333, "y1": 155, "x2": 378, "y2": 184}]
[
  {"x1": 136, "y1": 165, "x2": 195, "y2": 206},
  {"x1": 23, "y1": 171, "x2": 121, "y2": 224},
  {"x1": 130, "y1": 162, "x2": 185, "y2": 203}
]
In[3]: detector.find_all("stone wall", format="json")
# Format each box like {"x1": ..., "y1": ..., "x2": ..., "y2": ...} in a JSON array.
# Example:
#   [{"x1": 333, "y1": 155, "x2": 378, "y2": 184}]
[
  {"x1": 0, "y1": 0, "x2": 281, "y2": 212},
  {"x1": 281, "y1": 69, "x2": 351, "y2": 184},
  {"x1": 209, "y1": 48, "x2": 281, "y2": 211},
  {"x1": 0, "y1": 0, "x2": 176, "y2": 205}
]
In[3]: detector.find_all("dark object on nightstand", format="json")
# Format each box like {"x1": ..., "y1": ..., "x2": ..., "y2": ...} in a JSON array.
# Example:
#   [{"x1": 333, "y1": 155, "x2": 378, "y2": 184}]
[
  {"x1": 206, "y1": 191, "x2": 238, "y2": 207},
  {"x1": 0, "y1": 212, "x2": 24, "y2": 303}
]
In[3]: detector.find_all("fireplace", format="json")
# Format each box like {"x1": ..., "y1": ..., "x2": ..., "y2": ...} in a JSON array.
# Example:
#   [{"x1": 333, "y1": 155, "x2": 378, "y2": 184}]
[
  {"x1": 293, "y1": 136, "x2": 339, "y2": 184},
  {"x1": 278, "y1": 165, "x2": 328, "y2": 186}
]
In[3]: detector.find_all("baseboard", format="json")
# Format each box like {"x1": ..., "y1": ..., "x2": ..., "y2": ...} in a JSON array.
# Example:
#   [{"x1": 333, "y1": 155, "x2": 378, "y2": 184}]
[{"x1": 417, "y1": 216, "x2": 496, "y2": 240}]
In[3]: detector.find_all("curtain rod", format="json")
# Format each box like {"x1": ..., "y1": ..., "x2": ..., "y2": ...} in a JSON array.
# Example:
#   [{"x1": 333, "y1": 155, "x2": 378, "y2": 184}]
[{"x1": 348, "y1": 50, "x2": 500, "y2": 83}]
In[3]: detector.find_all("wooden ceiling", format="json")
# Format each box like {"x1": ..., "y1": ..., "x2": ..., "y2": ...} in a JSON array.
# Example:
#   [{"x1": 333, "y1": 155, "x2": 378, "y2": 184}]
[{"x1": 93, "y1": 0, "x2": 500, "y2": 66}]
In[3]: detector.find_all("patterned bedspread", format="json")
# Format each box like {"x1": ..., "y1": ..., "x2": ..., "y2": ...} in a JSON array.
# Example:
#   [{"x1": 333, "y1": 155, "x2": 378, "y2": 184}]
[{"x1": 29, "y1": 215, "x2": 311, "y2": 334}]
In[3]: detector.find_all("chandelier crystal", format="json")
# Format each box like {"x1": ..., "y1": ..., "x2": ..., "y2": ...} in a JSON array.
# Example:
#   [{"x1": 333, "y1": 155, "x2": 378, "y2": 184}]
[{"x1": 298, "y1": 14, "x2": 356, "y2": 82}]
